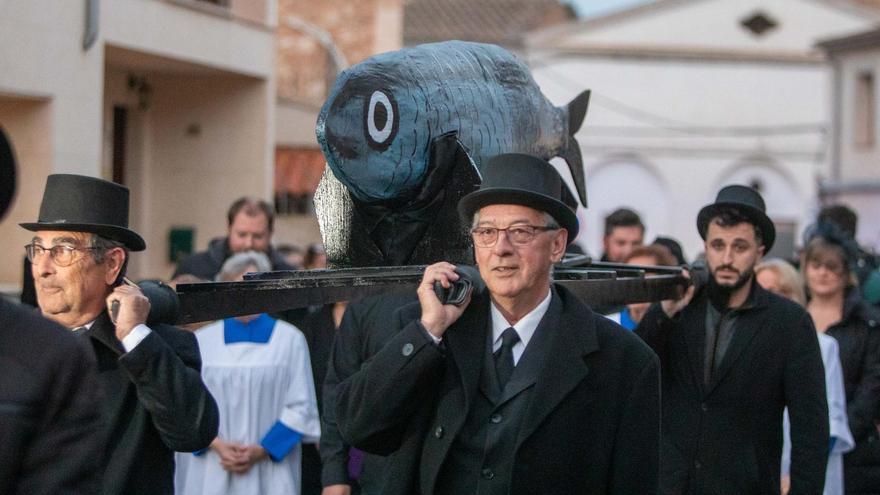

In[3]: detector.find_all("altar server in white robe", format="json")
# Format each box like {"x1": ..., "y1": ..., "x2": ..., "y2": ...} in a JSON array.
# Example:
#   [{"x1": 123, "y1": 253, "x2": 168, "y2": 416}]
[{"x1": 176, "y1": 251, "x2": 321, "y2": 495}]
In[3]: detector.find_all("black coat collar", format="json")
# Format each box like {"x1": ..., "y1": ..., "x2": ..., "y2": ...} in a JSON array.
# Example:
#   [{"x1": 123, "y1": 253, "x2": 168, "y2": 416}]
[{"x1": 83, "y1": 311, "x2": 125, "y2": 356}]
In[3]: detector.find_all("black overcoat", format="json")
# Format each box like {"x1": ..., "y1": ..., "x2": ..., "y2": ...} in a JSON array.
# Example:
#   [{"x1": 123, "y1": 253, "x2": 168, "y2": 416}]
[
  {"x1": 172, "y1": 236, "x2": 294, "y2": 280},
  {"x1": 0, "y1": 299, "x2": 103, "y2": 495},
  {"x1": 826, "y1": 289, "x2": 880, "y2": 493},
  {"x1": 336, "y1": 285, "x2": 661, "y2": 495},
  {"x1": 321, "y1": 291, "x2": 418, "y2": 493},
  {"x1": 636, "y1": 283, "x2": 829, "y2": 494},
  {"x1": 83, "y1": 311, "x2": 219, "y2": 495}
]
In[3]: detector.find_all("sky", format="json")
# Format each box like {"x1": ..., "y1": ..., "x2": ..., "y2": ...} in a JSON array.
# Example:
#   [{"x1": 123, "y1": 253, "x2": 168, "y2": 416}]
[{"x1": 565, "y1": 0, "x2": 653, "y2": 18}]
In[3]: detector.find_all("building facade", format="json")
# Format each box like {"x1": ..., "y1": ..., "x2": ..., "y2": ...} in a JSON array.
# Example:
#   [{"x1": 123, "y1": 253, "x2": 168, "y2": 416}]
[
  {"x1": 526, "y1": 0, "x2": 879, "y2": 259},
  {"x1": 0, "y1": 0, "x2": 277, "y2": 287},
  {"x1": 819, "y1": 28, "x2": 880, "y2": 251}
]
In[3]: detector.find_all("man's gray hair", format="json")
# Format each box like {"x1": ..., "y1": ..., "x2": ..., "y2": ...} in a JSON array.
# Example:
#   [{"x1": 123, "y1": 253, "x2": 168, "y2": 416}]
[
  {"x1": 89, "y1": 234, "x2": 128, "y2": 263},
  {"x1": 217, "y1": 250, "x2": 272, "y2": 281},
  {"x1": 471, "y1": 211, "x2": 560, "y2": 230}
]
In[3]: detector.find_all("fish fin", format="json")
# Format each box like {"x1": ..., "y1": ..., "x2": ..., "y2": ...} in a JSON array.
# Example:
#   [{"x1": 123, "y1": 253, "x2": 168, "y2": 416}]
[
  {"x1": 567, "y1": 90, "x2": 591, "y2": 135},
  {"x1": 558, "y1": 138, "x2": 588, "y2": 208},
  {"x1": 559, "y1": 178, "x2": 579, "y2": 212}
]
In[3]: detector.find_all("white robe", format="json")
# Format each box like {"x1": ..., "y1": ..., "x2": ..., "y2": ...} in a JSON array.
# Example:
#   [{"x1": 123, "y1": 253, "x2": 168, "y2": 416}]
[
  {"x1": 781, "y1": 333, "x2": 854, "y2": 495},
  {"x1": 175, "y1": 317, "x2": 321, "y2": 495}
]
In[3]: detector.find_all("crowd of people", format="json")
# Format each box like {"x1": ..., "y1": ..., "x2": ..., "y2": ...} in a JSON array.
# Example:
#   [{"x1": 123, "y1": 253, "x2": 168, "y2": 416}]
[{"x1": 2, "y1": 148, "x2": 880, "y2": 495}]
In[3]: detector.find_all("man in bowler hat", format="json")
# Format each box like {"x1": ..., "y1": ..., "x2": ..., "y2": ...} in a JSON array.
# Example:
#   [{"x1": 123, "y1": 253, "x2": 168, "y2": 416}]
[
  {"x1": 0, "y1": 132, "x2": 104, "y2": 494},
  {"x1": 334, "y1": 153, "x2": 661, "y2": 494},
  {"x1": 20, "y1": 174, "x2": 219, "y2": 495},
  {"x1": 636, "y1": 185, "x2": 829, "y2": 493}
]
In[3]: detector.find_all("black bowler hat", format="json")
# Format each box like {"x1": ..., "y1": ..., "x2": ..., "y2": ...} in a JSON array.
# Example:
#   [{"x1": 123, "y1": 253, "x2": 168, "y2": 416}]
[
  {"x1": 697, "y1": 185, "x2": 775, "y2": 251},
  {"x1": 0, "y1": 128, "x2": 16, "y2": 221},
  {"x1": 20, "y1": 174, "x2": 146, "y2": 251},
  {"x1": 458, "y1": 153, "x2": 579, "y2": 243}
]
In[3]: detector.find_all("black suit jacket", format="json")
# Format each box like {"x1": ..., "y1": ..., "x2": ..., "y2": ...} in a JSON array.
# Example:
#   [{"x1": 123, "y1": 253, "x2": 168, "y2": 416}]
[
  {"x1": 636, "y1": 284, "x2": 828, "y2": 494},
  {"x1": 0, "y1": 299, "x2": 103, "y2": 495},
  {"x1": 321, "y1": 291, "x2": 418, "y2": 493},
  {"x1": 336, "y1": 285, "x2": 661, "y2": 495},
  {"x1": 85, "y1": 311, "x2": 219, "y2": 495}
]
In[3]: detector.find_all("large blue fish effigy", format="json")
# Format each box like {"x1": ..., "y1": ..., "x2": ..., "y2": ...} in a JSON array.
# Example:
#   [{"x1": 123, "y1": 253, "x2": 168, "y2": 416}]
[{"x1": 314, "y1": 40, "x2": 590, "y2": 267}]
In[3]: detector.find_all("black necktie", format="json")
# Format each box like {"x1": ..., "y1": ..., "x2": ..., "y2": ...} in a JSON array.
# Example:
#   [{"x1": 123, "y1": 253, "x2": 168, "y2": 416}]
[
  {"x1": 72, "y1": 326, "x2": 87, "y2": 336},
  {"x1": 494, "y1": 327, "x2": 520, "y2": 390}
]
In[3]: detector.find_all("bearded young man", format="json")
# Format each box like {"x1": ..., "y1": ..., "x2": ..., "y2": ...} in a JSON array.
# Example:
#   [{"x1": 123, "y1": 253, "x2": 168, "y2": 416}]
[
  {"x1": 173, "y1": 197, "x2": 296, "y2": 280},
  {"x1": 635, "y1": 185, "x2": 829, "y2": 494}
]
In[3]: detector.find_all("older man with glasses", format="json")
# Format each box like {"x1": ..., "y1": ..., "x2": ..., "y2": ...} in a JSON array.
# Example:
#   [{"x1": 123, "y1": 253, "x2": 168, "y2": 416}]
[
  {"x1": 20, "y1": 174, "x2": 219, "y2": 495},
  {"x1": 333, "y1": 154, "x2": 661, "y2": 495}
]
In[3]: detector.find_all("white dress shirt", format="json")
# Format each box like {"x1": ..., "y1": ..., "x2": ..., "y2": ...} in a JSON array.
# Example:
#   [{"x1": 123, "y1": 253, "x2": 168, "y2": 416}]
[
  {"x1": 490, "y1": 289, "x2": 552, "y2": 366},
  {"x1": 77, "y1": 321, "x2": 152, "y2": 352}
]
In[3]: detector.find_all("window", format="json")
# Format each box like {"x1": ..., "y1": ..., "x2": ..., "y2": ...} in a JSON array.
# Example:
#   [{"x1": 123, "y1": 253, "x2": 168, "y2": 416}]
[
  {"x1": 855, "y1": 71, "x2": 876, "y2": 149},
  {"x1": 740, "y1": 11, "x2": 779, "y2": 37}
]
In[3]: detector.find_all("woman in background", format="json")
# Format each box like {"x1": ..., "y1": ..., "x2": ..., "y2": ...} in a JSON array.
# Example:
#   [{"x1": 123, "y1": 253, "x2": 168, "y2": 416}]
[
  {"x1": 756, "y1": 257, "x2": 853, "y2": 495},
  {"x1": 801, "y1": 234, "x2": 880, "y2": 494}
]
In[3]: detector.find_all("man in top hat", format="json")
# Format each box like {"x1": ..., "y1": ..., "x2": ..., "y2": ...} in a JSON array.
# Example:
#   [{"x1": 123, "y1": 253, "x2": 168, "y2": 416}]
[
  {"x1": 635, "y1": 185, "x2": 829, "y2": 494},
  {"x1": 334, "y1": 153, "x2": 661, "y2": 494},
  {"x1": 0, "y1": 132, "x2": 104, "y2": 494},
  {"x1": 20, "y1": 174, "x2": 219, "y2": 495}
]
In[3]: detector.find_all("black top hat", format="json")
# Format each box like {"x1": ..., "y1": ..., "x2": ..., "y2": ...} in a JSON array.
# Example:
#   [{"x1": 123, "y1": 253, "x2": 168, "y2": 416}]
[
  {"x1": 0, "y1": 129, "x2": 16, "y2": 221},
  {"x1": 20, "y1": 174, "x2": 146, "y2": 251},
  {"x1": 697, "y1": 185, "x2": 775, "y2": 251},
  {"x1": 458, "y1": 153, "x2": 579, "y2": 243}
]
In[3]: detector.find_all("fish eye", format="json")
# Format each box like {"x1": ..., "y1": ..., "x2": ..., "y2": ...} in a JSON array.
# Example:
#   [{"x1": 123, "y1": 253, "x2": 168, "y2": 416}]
[{"x1": 364, "y1": 90, "x2": 398, "y2": 151}]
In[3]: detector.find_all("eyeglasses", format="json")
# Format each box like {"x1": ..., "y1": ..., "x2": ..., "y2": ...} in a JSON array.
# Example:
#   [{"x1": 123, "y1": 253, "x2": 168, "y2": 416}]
[
  {"x1": 470, "y1": 225, "x2": 559, "y2": 247},
  {"x1": 807, "y1": 259, "x2": 846, "y2": 275},
  {"x1": 24, "y1": 243, "x2": 100, "y2": 267}
]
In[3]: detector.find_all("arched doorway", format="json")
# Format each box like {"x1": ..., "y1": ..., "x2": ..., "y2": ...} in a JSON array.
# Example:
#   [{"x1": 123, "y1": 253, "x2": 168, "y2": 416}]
[{"x1": 578, "y1": 157, "x2": 670, "y2": 257}]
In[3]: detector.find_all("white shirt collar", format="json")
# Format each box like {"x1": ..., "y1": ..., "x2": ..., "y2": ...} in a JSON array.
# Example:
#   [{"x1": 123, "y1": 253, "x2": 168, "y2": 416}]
[
  {"x1": 490, "y1": 288, "x2": 552, "y2": 363},
  {"x1": 75, "y1": 321, "x2": 95, "y2": 330}
]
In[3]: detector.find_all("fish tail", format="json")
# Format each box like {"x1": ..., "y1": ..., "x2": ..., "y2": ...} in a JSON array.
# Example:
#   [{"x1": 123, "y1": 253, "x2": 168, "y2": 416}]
[
  {"x1": 560, "y1": 90, "x2": 590, "y2": 208},
  {"x1": 567, "y1": 90, "x2": 590, "y2": 134},
  {"x1": 558, "y1": 140, "x2": 587, "y2": 209}
]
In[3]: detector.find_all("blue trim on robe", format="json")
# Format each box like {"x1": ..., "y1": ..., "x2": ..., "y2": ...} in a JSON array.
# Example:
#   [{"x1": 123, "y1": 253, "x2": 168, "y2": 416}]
[
  {"x1": 193, "y1": 447, "x2": 208, "y2": 457},
  {"x1": 619, "y1": 307, "x2": 637, "y2": 331},
  {"x1": 260, "y1": 421, "x2": 303, "y2": 462},
  {"x1": 224, "y1": 313, "x2": 276, "y2": 344}
]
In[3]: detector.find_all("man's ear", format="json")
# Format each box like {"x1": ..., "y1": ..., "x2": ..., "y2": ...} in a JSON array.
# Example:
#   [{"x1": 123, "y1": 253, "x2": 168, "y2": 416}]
[
  {"x1": 551, "y1": 229, "x2": 568, "y2": 262},
  {"x1": 103, "y1": 248, "x2": 127, "y2": 286}
]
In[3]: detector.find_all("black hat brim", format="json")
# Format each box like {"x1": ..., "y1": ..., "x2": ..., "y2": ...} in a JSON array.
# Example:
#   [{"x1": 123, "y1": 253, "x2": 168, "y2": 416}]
[
  {"x1": 458, "y1": 187, "x2": 579, "y2": 243},
  {"x1": 697, "y1": 202, "x2": 775, "y2": 252},
  {"x1": 0, "y1": 129, "x2": 16, "y2": 221},
  {"x1": 20, "y1": 221, "x2": 146, "y2": 251}
]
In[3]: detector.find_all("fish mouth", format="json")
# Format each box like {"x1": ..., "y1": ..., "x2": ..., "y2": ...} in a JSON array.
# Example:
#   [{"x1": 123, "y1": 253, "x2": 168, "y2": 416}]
[{"x1": 323, "y1": 126, "x2": 359, "y2": 161}]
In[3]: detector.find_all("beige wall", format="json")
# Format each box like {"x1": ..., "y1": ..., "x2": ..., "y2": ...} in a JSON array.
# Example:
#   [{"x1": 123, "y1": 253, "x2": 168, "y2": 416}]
[
  {"x1": 0, "y1": 0, "x2": 276, "y2": 290},
  {"x1": 103, "y1": 0, "x2": 274, "y2": 79},
  {"x1": 0, "y1": 97, "x2": 52, "y2": 290},
  {"x1": 113, "y1": 74, "x2": 273, "y2": 280},
  {"x1": 0, "y1": 0, "x2": 105, "y2": 178}
]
